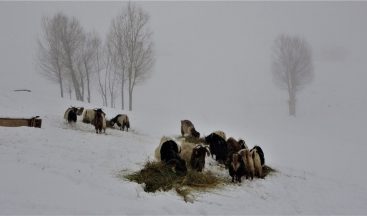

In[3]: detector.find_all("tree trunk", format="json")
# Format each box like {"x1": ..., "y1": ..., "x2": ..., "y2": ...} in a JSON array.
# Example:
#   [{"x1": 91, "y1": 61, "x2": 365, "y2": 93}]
[
  {"x1": 110, "y1": 92, "x2": 114, "y2": 108},
  {"x1": 121, "y1": 72, "x2": 125, "y2": 110},
  {"x1": 68, "y1": 85, "x2": 72, "y2": 99},
  {"x1": 129, "y1": 89, "x2": 133, "y2": 111},
  {"x1": 288, "y1": 91, "x2": 296, "y2": 116},
  {"x1": 71, "y1": 71, "x2": 82, "y2": 101},
  {"x1": 104, "y1": 70, "x2": 108, "y2": 106},
  {"x1": 66, "y1": 55, "x2": 82, "y2": 101},
  {"x1": 85, "y1": 63, "x2": 91, "y2": 103},
  {"x1": 58, "y1": 73, "x2": 64, "y2": 98},
  {"x1": 80, "y1": 73, "x2": 85, "y2": 101},
  {"x1": 57, "y1": 62, "x2": 64, "y2": 98}
]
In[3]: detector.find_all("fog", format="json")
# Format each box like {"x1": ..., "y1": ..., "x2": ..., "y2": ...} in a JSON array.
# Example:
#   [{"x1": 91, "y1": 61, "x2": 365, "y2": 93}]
[{"x1": 1, "y1": 1, "x2": 366, "y2": 118}]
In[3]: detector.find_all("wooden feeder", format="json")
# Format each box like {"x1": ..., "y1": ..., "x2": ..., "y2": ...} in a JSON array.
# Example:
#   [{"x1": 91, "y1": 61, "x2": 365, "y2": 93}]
[{"x1": 0, "y1": 116, "x2": 42, "y2": 128}]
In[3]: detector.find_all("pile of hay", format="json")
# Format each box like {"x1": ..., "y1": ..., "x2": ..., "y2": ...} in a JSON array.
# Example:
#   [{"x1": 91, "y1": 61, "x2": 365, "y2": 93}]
[
  {"x1": 121, "y1": 160, "x2": 277, "y2": 202},
  {"x1": 122, "y1": 161, "x2": 227, "y2": 202}
]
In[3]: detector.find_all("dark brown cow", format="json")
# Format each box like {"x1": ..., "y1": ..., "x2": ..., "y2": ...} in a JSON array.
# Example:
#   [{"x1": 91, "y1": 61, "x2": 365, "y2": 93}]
[{"x1": 190, "y1": 144, "x2": 210, "y2": 172}]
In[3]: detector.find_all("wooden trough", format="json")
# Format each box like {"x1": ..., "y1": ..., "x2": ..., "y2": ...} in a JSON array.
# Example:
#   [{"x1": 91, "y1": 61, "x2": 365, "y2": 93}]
[{"x1": 0, "y1": 116, "x2": 42, "y2": 128}]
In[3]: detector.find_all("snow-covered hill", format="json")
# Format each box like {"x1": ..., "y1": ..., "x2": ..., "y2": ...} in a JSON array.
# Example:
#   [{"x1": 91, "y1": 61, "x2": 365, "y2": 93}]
[{"x1": 1, "y1": 89, "x2": 367, "y2": 214}]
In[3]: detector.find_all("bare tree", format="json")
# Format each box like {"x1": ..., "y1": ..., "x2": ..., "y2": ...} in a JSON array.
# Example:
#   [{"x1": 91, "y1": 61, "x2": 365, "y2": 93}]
[
  {"x1": 109, "y1": 2, "x2": 154, "y2": 111},
  {"x1": 57, "y1": 13, "x2": 86, "y2": 101},
  {"x1": 124, "y1": 2, "x2": 154, "y2": 111},
  {"x1": 79, "y1": 32, "x2": 101, "y2": 103},
  {"x1": 272, "y1": 34, "x2": 314, "y2": 116},
  {"x1": 38, "y1": 12, "x2": 99, "y2": 103},
  {"x1": 96, "y1": 40, "x2": 108, "y2": 106},
  {"x1": 37, "y1": 15, "x2": 65, "y2": 98},
  {"x1": 108, "y1": 68, "x2": 119, "y2": 108},
  {"x1": 96, "y1": 38, "x2": 119, "y2": 108},
  {"x1": 108, "y1": 12, "x2": 127, "y2": 110}
]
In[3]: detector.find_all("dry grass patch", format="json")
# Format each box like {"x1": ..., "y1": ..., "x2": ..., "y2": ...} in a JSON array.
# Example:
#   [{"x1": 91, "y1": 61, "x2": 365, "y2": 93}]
[{"x1": 122, "y1": 161, "x2": 227, "y2": 202}]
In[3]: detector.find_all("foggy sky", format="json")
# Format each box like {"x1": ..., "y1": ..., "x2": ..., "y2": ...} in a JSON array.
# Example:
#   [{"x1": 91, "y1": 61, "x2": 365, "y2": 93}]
[{"x1": 1, "y1": 1, "x2": 366, "y2": 116}]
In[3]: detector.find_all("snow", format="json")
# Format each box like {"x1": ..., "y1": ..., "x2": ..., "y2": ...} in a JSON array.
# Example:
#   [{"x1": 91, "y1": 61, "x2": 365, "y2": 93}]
[{"x1": 1, "y1": 83, "x2": 367, "y2": 214}]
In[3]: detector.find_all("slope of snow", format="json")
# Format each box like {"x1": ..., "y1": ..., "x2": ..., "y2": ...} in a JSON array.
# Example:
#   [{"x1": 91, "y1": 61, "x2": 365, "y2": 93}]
[{"x1": 1, "y1": 88, "x2": 367, "y2": 214}]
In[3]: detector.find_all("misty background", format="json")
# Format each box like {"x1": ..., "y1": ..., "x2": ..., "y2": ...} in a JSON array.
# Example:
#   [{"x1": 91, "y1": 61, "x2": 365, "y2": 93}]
[{"x1": 1, "y1": 1, "x2": 366, "y2": 128}]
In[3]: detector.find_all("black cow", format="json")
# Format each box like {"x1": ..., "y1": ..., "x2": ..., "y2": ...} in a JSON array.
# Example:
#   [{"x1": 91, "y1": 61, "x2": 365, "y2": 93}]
[
  {"x1": 64, "y1": 107, "x2": 84, "y2": 123},
  {"x1": 67, "y1": 107, "x2": 78, "y2": 123},
  {"x1": 160, "y1": 140, "x2": 187, "y2": 175},
  {"x1": 204, "y1": 133, "x2": 228, "y2": 164}
]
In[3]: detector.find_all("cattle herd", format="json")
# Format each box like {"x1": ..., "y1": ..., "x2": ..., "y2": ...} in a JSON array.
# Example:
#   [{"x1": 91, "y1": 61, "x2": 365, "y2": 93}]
[
  {"x1": 156, "y1": 120, "x2": 266, "y2": 183},
  {"x1": 63, "y1": 106, "x2": 130, "y2": 134},
  {"x1": 64, "y1": 106, "x2": 266, "y2": 183}
]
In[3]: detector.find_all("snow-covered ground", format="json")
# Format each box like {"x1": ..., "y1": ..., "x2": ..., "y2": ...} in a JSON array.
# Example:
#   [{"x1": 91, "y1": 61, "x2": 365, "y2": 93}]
[{"x1": 1, "y1": 84, "x2": 367, "y2": 215}]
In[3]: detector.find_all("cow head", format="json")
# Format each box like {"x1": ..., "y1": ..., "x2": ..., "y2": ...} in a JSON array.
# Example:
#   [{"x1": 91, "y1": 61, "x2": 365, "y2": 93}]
[{"x1": 76, "y1": 107, "x2": 84, "y2": 115}]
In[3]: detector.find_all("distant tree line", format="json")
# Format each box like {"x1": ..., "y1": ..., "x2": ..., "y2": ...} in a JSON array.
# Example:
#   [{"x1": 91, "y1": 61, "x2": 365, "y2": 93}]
[{"x1": 37, "y1": 2, "x2": 154, "y2": 111}]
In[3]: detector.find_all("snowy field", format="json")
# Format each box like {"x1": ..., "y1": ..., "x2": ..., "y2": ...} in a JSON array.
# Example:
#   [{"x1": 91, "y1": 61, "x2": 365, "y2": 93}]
[{"x1": 1, "y1": 84, "x2": 367, "y2": 215}]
